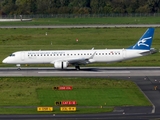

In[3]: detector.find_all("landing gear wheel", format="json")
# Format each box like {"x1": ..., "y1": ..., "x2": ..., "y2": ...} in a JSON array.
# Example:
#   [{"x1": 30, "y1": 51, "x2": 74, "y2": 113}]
[
  {"x1": 17, "y1": 68, "x2": 21, "y2": 70},
  {"x1": 16, "y1": 64, "x2": 21, "y2": 70},
  {"x1": 75, "y1": 66, "x2": 80, "y2": 70}
]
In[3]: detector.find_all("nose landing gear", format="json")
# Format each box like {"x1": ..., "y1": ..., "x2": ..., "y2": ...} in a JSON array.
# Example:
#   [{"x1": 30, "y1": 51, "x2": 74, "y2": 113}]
[{"x1": 16, "y1": 64, "x2": 21, "y2": 70}]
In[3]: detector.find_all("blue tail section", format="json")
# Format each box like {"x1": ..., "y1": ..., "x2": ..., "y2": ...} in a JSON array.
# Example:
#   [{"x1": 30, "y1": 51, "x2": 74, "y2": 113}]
[{"x1": 127, "y1": 28, "x2": 154, "y2": 50}]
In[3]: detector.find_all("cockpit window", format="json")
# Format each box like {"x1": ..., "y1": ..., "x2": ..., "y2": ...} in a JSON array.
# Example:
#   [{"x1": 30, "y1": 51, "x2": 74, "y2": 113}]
[{"x1": 9, "y1": 54, "x2": 15, "y2": 57}]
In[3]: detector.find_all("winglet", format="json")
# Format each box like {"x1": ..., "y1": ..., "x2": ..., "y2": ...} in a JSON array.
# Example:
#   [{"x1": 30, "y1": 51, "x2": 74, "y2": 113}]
[
  {"x1": 127, "y1": 28, "x2": 154, "y2": 50},
  {"x1": 88, "y1": 51, "x2": 96, "y2": 59}
]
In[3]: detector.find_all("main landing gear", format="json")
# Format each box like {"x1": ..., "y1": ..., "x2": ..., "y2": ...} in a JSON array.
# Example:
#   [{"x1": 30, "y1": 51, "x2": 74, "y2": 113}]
[
  {"x1": 16, "y1": 64, "x2": 21, "y2": 70},
  {"x1": 75, "y1": 66, "x2": 80, "y2": 70}
]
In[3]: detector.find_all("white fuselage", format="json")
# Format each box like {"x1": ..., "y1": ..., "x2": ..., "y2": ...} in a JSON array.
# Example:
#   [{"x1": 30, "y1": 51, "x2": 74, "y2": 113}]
[{"x1": 2, "y1": 49, "x2": 148, "y2": 65}]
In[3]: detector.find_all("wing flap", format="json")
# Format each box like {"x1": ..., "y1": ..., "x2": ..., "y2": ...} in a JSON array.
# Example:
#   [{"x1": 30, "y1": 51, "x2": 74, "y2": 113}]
[{"x1": 50, "y1": 57, "x2": 89, "y2": 65}]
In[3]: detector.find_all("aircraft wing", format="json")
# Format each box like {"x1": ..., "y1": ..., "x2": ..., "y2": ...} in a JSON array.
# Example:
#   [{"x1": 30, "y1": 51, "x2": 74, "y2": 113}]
[
  {"x1": 51, "y1": 57, "x2": 91, "y2": 65},
  {"x1": 67, "y1": 58, "x2": 90, "y2": 65},
  {"x1": 50, "y1": 52, "x2": 96, "y2": 65}
]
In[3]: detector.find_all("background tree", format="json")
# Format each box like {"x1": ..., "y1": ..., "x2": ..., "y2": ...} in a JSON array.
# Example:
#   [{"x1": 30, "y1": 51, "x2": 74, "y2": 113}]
[
  {"x1": 147, "y1": 0, "x2": 160, "y2": 13},
  {"x1": 1, "y1": 0, "x2": 17, "y2": 15},
  {"x1": 0, "y1": 0, "x2": 160, "y2": 15}
]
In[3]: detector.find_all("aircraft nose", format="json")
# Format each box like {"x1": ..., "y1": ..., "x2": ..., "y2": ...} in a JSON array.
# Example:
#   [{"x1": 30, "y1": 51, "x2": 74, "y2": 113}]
[{"x1": 2, "y1": 58, "x2": 7, "y2": 63}]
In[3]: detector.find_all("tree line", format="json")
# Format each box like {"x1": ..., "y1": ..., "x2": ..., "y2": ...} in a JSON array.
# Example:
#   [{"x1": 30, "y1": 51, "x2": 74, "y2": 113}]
[{"x1": 0, "y1": 0, "x2": 160, "y2": 15}]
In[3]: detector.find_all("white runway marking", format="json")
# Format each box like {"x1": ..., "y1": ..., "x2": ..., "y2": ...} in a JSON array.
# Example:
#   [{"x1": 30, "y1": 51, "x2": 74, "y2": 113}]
[
  {"x1": 38, "y1": 71, "x2": 130, "y2": 74},
  {"x1": 0, "y1": 74, "x2": 22, "y2": 76}
]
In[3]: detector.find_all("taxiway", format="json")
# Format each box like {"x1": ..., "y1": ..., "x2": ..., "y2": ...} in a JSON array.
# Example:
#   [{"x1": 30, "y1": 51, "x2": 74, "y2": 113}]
[{"x1": 1, "y1": 24, "x2": 160, "y2": 28}]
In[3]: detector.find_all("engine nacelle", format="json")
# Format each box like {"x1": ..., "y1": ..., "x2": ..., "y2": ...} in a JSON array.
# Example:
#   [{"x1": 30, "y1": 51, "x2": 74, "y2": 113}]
[{"x1": 54, "y1": 61, "x2": 68, "y2": 69}]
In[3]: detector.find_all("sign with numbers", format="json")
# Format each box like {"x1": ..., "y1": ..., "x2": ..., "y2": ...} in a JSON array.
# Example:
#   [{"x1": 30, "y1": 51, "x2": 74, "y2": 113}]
[
  {"x1": 59, "y1": 86, "x2": 73, "y2": 90},
  {"x1": 60, "y1": 107, "x2": 76, "y2": 111},
  {"x1": 61, "y1": 101, "x2": 77, "y2": 105},
  {"x1": 37, "y1": 107, "x2": 53, "y2": 112}
]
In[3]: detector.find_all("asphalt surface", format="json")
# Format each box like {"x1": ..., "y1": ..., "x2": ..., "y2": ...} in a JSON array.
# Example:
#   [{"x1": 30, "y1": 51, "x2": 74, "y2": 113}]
[
  {"x1": 111, "y1": 76, "x2": 160, "y2": 113},
  {"x1": 0, "y1": 67, "x2": 160, "y2": 119},
  {"x1": 1, "y1": 113, "x2": 160, "y2": 120},
  {"x1": 0, "y1": 67, "x2": 160, "y2": 76}
]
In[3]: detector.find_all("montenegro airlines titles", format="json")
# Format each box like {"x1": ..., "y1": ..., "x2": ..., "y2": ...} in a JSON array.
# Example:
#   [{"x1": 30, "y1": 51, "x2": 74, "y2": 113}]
[{"x1": 2, "y1": 28, "x2": 155, "y2": 70}]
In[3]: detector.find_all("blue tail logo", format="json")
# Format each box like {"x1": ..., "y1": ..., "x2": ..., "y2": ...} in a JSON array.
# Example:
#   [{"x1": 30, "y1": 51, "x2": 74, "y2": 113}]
[
  {"x1": 133, "y1": 36, "x2": 151, "y2": 48},
  {"x1": 127, "y1": 28, "x2": 154, "y2": 50}
]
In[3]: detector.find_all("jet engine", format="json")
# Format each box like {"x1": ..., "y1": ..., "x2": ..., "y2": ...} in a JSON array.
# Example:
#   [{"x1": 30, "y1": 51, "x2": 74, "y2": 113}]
[{"x1": 54, "y1": 61, "x2": 68, "y2": 69}]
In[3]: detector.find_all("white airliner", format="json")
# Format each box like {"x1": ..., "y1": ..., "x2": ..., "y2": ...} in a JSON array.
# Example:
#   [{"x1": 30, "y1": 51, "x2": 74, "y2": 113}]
[{"x1": 2, "y1": 28, "x2": 156, "y2": 70}]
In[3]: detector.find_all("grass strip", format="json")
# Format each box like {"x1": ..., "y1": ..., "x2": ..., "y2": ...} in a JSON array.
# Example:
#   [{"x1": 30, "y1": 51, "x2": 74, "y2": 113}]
[{"x1": 0, "y1": 107, "x2": 114, "y2": 114}]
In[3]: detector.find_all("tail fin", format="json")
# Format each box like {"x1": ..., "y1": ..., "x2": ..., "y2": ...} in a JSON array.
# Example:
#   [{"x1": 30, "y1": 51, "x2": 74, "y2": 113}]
[{"x1": 127, "y1": 28, "x2": 154, "y2": 50}]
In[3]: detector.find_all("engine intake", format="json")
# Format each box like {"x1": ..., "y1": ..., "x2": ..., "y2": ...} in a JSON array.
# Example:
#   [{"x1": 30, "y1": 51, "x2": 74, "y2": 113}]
[{"x1": 54, "y1": 61, "x2": 68, "y2": 69}]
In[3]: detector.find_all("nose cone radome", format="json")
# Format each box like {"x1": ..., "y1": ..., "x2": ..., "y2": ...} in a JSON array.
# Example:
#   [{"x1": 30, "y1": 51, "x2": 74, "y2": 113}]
[{"x1": 2, "y1": 58, "x2": 7, "y2": 63}]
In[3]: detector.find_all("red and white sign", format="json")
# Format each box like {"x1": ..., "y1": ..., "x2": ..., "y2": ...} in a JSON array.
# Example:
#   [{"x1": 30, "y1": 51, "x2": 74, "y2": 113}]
[
  {"x1": 61, "y1": 101, "x2": 77, "y2": 105},
  {"x1": 58, "y1": 86, "x2": 73, "y2": 90}
]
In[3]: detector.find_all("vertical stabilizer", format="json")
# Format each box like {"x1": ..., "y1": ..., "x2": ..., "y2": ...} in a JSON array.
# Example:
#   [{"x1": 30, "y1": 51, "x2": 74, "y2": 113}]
[{"x1": 127, "y1": 28, "x2": 154, "y2": 50}]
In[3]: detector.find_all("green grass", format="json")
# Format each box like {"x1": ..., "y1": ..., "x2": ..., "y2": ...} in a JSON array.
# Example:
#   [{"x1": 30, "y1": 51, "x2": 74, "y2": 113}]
[
  {"x1": 37, "y1": 88, "x2": 148, "y2": 106},
  {"x1": 1, "y1": 17, "x2": 160, "y2": 26},
  {"x1": 0, "y1": 27, "x2": 160, "y2": 67},
  {"x1": 0, "y1": 77, "x2": 151, "y2": 114}
]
